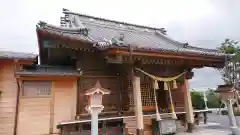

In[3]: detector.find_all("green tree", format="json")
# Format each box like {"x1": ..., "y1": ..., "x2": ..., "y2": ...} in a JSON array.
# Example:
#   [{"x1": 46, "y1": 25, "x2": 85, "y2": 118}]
[
  {"x1": 205, "y1": 89, "x2": 221, "y2": 108},
  {"x1": 218, "y1": 39, "x2": 240, "y2": 84},
  {"x1": 191, "y1": 89, "x2": 222, "y2": 109},
  {"x1": 218, "y1": 39, "x2": 240, "y2": 110},
  {"x1": 191, "y1": 90, "x2": 205, "y2": 109}
]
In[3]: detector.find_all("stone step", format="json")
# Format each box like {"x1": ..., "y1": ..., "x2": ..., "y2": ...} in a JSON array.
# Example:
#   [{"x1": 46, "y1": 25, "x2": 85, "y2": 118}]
[{"x1": 123, "y1": 116, "x2": 152, "y2": 135}]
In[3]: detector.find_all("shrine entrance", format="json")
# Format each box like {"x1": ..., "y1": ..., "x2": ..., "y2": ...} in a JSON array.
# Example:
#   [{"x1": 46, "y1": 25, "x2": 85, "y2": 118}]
[{"x1": 127, "y1": 76, "x2": 169, "y2": 113}]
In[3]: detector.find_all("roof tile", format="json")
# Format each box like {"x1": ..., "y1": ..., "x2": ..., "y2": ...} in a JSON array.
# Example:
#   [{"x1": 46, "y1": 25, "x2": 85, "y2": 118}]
[
  {"x1": 0, "y1": 50, "x2": 37, "y2": 60},
  {"x1": 15, "y1": 65, "x2": 80, "y2": 76},
  {"x1": 37, "y1": 9, "x2": 228, "y2": 57}
]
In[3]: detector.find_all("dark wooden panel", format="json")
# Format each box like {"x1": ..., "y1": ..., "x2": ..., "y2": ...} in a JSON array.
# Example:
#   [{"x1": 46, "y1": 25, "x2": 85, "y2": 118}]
[
  {"x1": 156, "y1": 81, "x2": 168, "y2": 111},
  {"x1": 171, "y1": 88, "x2": 185, "y2": 112},
  {"x1": 76, "y1": 51, "x2": 107, "y2": 70}
]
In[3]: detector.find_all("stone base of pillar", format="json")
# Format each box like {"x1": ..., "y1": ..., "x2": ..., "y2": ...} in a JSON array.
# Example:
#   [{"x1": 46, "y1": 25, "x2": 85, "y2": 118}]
[
  {"x1": 136, "y1": 129, "x2": 144, "y2": 135},
  {"x1": 187, "y1": 123, "x2": 194, "y2": 133}
]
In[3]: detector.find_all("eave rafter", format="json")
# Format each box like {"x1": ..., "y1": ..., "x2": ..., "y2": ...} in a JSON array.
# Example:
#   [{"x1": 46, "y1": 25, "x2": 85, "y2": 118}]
[{"x1": 105, "y1": 48, "x2": 225, "y2": 65}]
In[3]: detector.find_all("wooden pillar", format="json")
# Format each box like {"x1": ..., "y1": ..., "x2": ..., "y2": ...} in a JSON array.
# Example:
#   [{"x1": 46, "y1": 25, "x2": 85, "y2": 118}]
[
  {"x1": 71, "y1": 80, "x2": 78, "y2": 120},
  {"x1": 132, "y1": 76, "x2": 144, "y2": 135},
  {"x1": 182, "y1": 79, "x2": 194, "y2": 132}
]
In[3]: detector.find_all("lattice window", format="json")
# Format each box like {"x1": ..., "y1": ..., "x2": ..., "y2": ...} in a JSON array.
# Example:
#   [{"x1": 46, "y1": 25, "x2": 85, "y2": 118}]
[
  {"x1": 127, "y1": 80, "x2": 155, "y2": 107},
  {"x1": 128, "y1": 80, "x2": 134, "y2": 106},
  {"x1": 141, "y1": 83, "x2": 155, "y2": 106},
  {"x1": 22, "y1": 81, "x2": 51, "y2": 97}
]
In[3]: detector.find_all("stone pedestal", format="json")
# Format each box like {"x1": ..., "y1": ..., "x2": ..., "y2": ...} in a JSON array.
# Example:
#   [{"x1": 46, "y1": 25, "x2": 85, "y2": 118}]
[{"x1": 87, "y1": 107, "x2": 104, "y2": 135}]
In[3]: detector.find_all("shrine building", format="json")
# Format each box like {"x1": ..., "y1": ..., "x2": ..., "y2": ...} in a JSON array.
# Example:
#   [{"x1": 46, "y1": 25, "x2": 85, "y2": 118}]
[{"x1": 0, "y1": 8, "x2": 229, "y2": 135}]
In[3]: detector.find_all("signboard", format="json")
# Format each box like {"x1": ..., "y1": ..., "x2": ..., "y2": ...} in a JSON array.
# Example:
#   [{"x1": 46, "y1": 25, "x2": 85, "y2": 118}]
[
  {"x1": 159, "y1": 119, "x2": 177, "y2": 134},
  {"x1": 43, "y1": 40, "x2": 58, "y2": 48}
]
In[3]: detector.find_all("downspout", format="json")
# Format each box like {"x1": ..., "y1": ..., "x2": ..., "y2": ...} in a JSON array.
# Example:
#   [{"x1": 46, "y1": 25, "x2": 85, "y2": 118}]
[{"x1": 13, "y1": 78, "x2": 21, "y2": 135}]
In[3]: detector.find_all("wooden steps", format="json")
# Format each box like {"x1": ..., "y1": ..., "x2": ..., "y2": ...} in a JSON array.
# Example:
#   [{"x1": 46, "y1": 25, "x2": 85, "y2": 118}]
[
  {"x1": 123, "y1": 116, "x2": 152, "y2": 135},
  {"x1": 124, "y1": 117, "x2": 136, "y2": 135}
]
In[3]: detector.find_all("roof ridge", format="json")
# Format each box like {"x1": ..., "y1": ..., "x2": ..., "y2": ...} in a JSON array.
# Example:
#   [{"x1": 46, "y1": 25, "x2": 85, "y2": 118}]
[
  {"x1": 62, "y1": 8, "x2": 166, "y2": 33},
  {"x1": 82, "y1": 20, "x2": 159, "y2": 34}
]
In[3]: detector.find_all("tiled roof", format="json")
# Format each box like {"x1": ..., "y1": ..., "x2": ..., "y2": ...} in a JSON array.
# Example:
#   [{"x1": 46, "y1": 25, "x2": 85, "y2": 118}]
[
  {"x1": 37, "y1": 8, "x2": 228, "y2": 57},
  {"x1": 0, "y1": 50, "x2": 37, "y2": 60},
  {"x1": 15, "y1": 65, "x2": 80, "y2": 77}
]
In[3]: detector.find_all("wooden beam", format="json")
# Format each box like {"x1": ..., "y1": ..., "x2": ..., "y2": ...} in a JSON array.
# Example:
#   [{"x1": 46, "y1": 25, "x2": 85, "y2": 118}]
[
  {"x1": 16, "y1": 75, "x2": 79, "y2": 81},
  {"x1": 107, "y1": 49, "x2": 224, "y2": 62}
]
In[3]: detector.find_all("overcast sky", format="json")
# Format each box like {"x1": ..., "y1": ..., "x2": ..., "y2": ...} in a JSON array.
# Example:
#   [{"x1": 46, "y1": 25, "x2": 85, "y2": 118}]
[{"x1": 1, "y1": 0, "x2": 240, "y2": 90}]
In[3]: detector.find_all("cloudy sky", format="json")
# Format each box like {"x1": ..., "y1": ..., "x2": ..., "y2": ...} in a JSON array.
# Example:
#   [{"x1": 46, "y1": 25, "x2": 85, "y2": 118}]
[{"x1": 1, "y1": 0, "x2": 240, "y2": 90}]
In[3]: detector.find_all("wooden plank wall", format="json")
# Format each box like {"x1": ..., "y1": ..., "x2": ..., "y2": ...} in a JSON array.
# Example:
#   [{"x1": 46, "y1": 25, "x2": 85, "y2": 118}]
[
  {"x1": 17, "y1": 98, "x2": 51, "y2": 135},
  {"x1": 17, "y1": 80, "x2": 77, "y2": 135},
  {"x1": 52, "y1": 80, "x2": 77, "y2": 133},
  {"x1": 0, "y1": 63, "x2": 18, "y2": 135},
  {"x1": 0, "y1": 60, "x2": 78, "y2": 135}
]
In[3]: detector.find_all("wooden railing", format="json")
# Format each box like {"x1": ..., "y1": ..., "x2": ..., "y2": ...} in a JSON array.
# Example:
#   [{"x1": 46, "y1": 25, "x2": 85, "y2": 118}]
[{"x1": 65, "y1": 127, "x2": 123, "y2": 135}]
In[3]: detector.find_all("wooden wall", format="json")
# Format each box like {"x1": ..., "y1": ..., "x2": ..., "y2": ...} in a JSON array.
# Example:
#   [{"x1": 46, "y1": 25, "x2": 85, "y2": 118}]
[
  {"x1": 17, "y1": 79, "x2": 77, "y2": 135},
  {"x1": 76, "y1": 51, "x2": 122, "y2": 114},
  {"x1": 17, "y1": 98, "x2": 51, "y2": 135},
  {"x1": 0, "y1": 62, "x2": 18, "y2": 135},
  {"x1": 52, "y1": 80, "x2": 77, "y2": 133}
]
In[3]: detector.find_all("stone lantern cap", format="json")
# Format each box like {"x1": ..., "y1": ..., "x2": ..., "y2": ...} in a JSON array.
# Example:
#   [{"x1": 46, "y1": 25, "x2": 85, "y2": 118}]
[
  {"x1": 215, "y1": 84, "x2": 234, "y2": 101},
  {"x1": 215, "y1": 84, "x2": 234, "y2": 93},
  {"x1": 84, "y1": 81, "x2": 110, "y2": 95}
]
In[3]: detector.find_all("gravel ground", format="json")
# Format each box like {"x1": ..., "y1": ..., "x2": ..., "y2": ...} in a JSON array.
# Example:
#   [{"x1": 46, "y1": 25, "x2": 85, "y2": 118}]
[
  {"x1": 177, "y1": 113, "x2": 233, "y2": 135},
  {"x1": 177, "y1": 128, "x2": 231, "y2": 135},
  {"x1": 207, "y1": 113, "x2": 239, "y2": 129}
]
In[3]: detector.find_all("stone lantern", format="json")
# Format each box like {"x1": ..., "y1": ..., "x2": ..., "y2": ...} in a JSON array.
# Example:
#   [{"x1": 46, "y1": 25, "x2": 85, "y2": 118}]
[
  {"x1": 85, "y1": 81, "x2": 110, "y2": 135},
  {"x1": 216, "y1": 84, "x2": 234, "y2": 101},
  {"x1": 216, "y1": 84, "x2": 240, "y2": 135}
]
